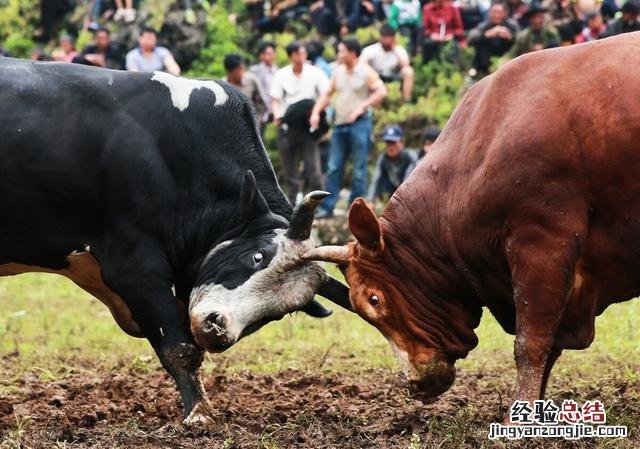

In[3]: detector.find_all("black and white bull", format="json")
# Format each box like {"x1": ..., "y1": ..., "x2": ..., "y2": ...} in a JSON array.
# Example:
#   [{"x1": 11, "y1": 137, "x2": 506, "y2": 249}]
[{"x1": 0, "y1": 58, "x2": 350, "y2": 423}]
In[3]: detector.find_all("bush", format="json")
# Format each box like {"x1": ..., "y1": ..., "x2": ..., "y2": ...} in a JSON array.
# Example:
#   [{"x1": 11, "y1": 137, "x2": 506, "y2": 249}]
[
  {"x1": 186, "y1": 4, "x2": 249, "y2": 78},
  {"x1": 0, "y1": 0, "x2": 39, "y2": 57}
]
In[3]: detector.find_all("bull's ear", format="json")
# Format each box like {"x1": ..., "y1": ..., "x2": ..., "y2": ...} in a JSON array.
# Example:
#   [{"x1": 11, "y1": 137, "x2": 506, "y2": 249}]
[
  {"x1": 348, "y1": 198, "x2": 384, "y2": 258},
  {"x1": 240, "y1": 170, "x2": 270, "y2": 219}
]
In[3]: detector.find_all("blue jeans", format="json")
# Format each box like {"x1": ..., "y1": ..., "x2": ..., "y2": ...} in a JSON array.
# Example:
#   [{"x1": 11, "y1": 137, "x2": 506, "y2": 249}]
[{"x1": 321, "y1": 115, "x2": 372, "y2": 213}]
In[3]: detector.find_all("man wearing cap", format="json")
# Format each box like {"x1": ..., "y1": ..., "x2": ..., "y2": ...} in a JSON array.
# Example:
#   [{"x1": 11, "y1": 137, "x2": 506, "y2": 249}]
[
  {"x1": 507, "y1": 2, "x2": 560, "y2": 57},
  {"x1": 366, "y1": 125, "x2": 417, "y2": 204}
]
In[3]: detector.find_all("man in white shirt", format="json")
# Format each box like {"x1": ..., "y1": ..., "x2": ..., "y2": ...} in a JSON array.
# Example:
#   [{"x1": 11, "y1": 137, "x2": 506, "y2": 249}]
[
  {"x1": 270, "y1": 42, "x2": 330, "y2": 205},
  {"x1": 361, "y1": 24, "x2": 414, "y2": 101}
]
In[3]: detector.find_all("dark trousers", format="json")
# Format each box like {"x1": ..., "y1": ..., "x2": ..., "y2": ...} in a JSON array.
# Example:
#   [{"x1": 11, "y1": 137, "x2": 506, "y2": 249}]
[
  {"x1": 472, "y1": 40, "x2": 512, "y2": 74},
  {"x1": 422, "y1": 38, "x2": 460, "y2": 64},
  {"x1": 399, "y1": 24, "x2": 421, "y2": 57},
  {"x1": 277, "y1": 126, "x2": 325, "y2": 205},
  {"x1": 422, "y1": 38, "x2": 442, "y2": 64}
]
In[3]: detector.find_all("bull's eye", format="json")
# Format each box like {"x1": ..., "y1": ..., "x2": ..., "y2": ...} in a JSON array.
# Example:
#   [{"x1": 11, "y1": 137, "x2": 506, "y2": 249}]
[
  {"x1": 252, "y1": 252, "x2": 264, "y2": 265},
  {"x1": 369, "y1": 294, "x2": 380, "y2": 307}
]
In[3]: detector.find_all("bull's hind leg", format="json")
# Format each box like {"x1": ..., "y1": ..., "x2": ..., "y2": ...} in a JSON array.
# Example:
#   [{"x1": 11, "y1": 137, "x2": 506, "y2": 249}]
[
  {"x1": 506, "y1": 218, "x2": 586, "y2": 406},
  {"x1": 96, "y1": 242, "x2": 211, "y2": 424}
]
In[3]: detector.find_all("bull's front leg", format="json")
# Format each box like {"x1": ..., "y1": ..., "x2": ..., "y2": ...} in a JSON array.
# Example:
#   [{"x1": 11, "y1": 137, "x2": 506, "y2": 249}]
[
  {"x1": 98, "y1": 245, "x2": 211, "y2": 424},
  {"x1": 506, "y1": 222, "x2": 584, "y2": 410}
]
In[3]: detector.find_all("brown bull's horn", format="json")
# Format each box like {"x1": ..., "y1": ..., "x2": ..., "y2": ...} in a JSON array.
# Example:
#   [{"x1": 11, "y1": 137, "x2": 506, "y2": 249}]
[
  {"x1": 286, "y1": 190, "x2": 330, "y2": 240},
  {"x1": 316, "y1": 275, "x2": 352, "y2": 311},
  {"x1": 302, "y1": 245, "x2": 351, "y2": 264}
]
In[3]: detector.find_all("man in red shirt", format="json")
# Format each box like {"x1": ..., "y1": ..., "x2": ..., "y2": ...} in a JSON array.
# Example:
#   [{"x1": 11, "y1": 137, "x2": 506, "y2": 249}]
[{"x1": 422, "y1": 0, "x2": 466, "y2": 63}]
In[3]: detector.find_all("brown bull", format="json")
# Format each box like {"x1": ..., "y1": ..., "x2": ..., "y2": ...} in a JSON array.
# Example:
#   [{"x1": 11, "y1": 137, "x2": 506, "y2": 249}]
[{"x1": 305, "y1": 32, "x2": 640, "y2": 405}]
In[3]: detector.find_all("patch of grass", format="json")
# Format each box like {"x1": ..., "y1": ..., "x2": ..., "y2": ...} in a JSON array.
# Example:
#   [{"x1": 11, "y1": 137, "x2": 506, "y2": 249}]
[{"x1": 3, "y1": 271, "x2": 640, "y2": 382}]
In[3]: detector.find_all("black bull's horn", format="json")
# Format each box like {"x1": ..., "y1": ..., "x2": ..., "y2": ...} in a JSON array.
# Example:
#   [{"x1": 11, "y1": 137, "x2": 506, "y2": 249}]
[
  {"x1": 285, "y1": 191, "x2": 352, "y2": 313},
  {"x1": 286, "y1": 190, "x2": 330, "y2": 240},
  {"x1": 300, "y1": 274, "x2": 352, "y2": 317}
]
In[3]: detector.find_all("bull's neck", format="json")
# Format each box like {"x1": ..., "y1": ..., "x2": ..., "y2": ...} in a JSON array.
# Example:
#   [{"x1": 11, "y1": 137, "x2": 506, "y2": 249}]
[{"x1": 379, "y1": 187, "x2": 483, "y2": 360}]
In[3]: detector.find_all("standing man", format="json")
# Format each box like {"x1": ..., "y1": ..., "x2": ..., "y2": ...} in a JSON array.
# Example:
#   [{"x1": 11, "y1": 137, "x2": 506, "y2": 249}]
[
  {"x1": 361, "y1": 24, "x2": 414, "y2": 102},
  {"x1": 249, "y1": 41, "x2": 279, "y2": 127},
  {"x1": 270, "y1": 42, "x2": 330, "y2": 205},
  {"x1": 310, "y1": 38, "x2": 388, "y2": 218}
]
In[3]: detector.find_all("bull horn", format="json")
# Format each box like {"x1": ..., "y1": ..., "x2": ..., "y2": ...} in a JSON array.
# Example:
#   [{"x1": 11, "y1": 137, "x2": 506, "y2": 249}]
[
  {"x1": 286, "y1": 190, "x2": 330, "y2": 240},
  {"x1": 301, "y1": 299, "x2": 333, "y2": 318},
  {"x1": 302, "y1": 245, "x2": 351, "y2": 264},
  {"x1": 316, "y1": 275, "x2": 352, "y2": 311}
]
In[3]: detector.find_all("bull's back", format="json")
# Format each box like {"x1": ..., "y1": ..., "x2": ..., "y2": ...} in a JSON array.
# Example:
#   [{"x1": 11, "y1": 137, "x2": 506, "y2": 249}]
[
  {"x1": 0, "y1": 59, "x2": 164, "y2": 264},
  {"x1": 421, "y1": 33, "x2": 640, "y2": 224},
  {"x1": 437, "y1": 33, "x2": 640, "y2": 305}
]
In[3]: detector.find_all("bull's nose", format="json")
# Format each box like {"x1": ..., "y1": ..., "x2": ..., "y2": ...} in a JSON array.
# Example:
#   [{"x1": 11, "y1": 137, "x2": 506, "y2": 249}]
[
  {"x1": 204, "y1": 312, "x2": 226, "y2": 331},
  {"x1": 191, "y1": 312, "x2": 235, "y2": 352},
  {"x1": 407, "y1": 366, "x2": 456, "y2": 399}
]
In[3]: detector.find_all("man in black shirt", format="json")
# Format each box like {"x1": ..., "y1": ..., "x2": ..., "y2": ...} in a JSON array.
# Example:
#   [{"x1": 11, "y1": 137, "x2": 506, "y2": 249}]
[
  {"x1": 73, "y1": 28, "x2": 124, "y2": 70},
  {"x1": 367, "y1": 125, "x2": 416, "y2": 204},
  {"x1": 468, "y1": 2, "x2": 519, "y2": 75}
]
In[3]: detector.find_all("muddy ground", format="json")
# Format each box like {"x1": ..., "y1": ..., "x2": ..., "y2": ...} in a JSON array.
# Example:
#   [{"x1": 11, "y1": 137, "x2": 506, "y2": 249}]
[{"x1": 1, "y1": 360, "x2": 638, "y2": 449}]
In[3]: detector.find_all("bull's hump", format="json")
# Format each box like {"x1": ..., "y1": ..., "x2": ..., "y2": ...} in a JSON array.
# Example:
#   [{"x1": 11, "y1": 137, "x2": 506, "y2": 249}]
[{"x1": 151, "y1": 71, "x2": 229, "y2": 111}]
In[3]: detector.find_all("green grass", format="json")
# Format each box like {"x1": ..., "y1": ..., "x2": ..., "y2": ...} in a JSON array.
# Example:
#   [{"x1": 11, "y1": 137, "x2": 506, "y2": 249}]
[{"x1": 1, "y1": 271, "x2": 640, "y2": 382}]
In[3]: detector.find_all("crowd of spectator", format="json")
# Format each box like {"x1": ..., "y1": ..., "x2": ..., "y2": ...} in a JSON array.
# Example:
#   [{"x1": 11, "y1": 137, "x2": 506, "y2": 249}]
[
  {"x1": 230, "y1": 0, "x2": 640, "y2": 212},
  {"x1": 3, "y1": 0, "x2": 640, "y2": 215}
]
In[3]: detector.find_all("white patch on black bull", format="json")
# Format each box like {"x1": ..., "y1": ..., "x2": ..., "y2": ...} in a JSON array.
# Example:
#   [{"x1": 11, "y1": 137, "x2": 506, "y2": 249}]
[
  {"x1": 151, "y1": 71, "x2": 229, "y2": 111},
  {"x1": 189, "y1": 230, "x2": 325, "y2": 349}
]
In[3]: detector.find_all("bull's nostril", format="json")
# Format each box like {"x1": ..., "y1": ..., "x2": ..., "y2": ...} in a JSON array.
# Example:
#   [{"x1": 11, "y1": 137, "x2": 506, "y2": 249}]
[{"x1": 204, "y1": 312, "x2": 225, "y2": 331}]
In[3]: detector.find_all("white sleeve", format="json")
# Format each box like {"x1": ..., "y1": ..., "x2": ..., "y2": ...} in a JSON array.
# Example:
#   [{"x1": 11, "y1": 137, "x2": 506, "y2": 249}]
[
  {"x1": 316, "y1": 67, "x2": 330, "y2": 96},
  {"x1": 396, "y1": 45, "x2": 410, "y2": 66},
  {"x1": 269, "y1": 71, "x2": 284, "y2": 101},
  {"x1": 360, "y1": 45, "x2": 374, "y2": 64}
]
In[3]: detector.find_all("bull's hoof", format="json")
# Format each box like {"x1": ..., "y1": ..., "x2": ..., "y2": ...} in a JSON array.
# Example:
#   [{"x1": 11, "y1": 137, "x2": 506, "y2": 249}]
[{"x1": 182, "y1": 402, "x2": 214, "y2": 426}]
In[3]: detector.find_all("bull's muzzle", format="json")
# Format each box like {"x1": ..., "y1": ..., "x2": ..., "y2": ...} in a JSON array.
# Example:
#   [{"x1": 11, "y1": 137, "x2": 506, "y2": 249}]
[
  {"x1": 408, "y1": 359, "x2": 456, "y2": 398},
  {"x1": 191, "y1": 312, "x2": 235, "y2": 352}
]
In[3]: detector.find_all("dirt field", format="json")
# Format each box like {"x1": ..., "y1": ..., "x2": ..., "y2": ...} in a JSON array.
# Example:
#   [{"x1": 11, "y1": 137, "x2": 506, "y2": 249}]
[{"x1": 2, "y1": 359, "x2": 639, "y2": 449}]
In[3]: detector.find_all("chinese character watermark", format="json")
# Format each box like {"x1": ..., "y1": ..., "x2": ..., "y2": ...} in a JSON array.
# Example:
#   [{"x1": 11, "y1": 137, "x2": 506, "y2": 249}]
[{"x1": 488, "y1": 399, "x2": 627, "y2": 440}]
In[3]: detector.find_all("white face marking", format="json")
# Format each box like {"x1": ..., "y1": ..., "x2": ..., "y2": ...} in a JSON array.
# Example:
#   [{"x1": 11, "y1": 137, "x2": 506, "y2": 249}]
[
  {"x1": 189, "y1": 230, "x2": 325, "y2": 346},
  {"x1": 201, "y1": 239, "x2": 234, "y2": 267},
  {"x1": 386, "y1": 337, "x2": 410, "y2": 378},
  {"x1": 151, "y1": 71, "x2": 229, "y2": 111}
]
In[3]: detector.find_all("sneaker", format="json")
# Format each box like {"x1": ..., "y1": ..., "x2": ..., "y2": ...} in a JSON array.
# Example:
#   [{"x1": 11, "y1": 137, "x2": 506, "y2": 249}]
[
  {"x1": 123, "y1": 8, "x2": 136, "y2": 23},
  {"x1": 113, "y1": 8, "x2": 125, "y2": 21}
]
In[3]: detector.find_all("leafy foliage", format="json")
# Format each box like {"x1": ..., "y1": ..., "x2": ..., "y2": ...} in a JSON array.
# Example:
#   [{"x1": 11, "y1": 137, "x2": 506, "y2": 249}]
[
  {"x1": 0, "y1": 0, "x2": 39, "y2": 56},
  {"x1": 187, "y1": 4, "x2": 250, "y2": 78}
]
